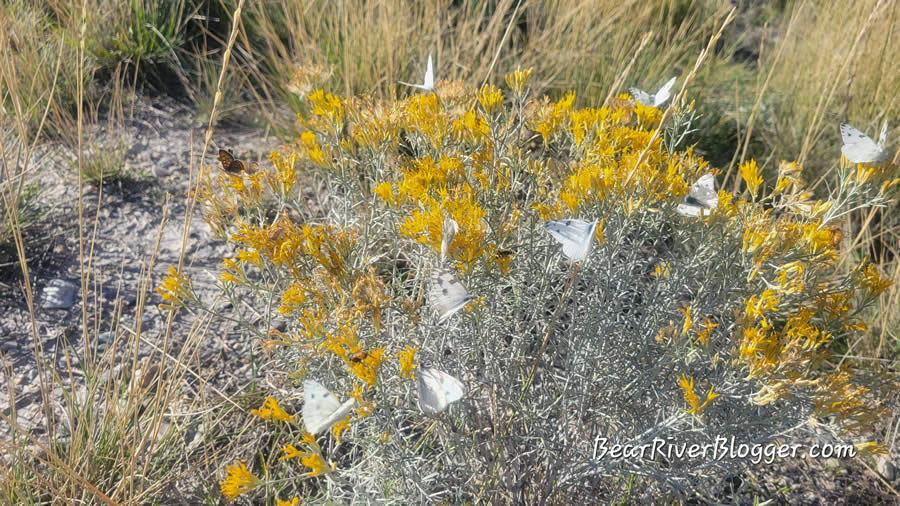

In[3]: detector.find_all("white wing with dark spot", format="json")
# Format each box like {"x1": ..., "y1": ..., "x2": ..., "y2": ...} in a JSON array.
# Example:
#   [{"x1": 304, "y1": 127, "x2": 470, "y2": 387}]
[
  {"x1": 545, "y1": 219, "x2": 597, "y2": 261},
  {"x1": 840, "y1": 122, "x2": 887, "y2": 163},
  {"x1": 428, "y1": 269, "x2": 472, "y2": 323},
  {"x1": 303, "y1": 380, "x2": 356, "y2": 435},
  {"x1": 677, "y1": 173, "x2": 718, "y2": 217}
]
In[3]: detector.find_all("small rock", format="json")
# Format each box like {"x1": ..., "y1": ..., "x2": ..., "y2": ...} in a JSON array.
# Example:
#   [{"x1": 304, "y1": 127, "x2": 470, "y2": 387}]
[
  {"x1": 876, "y1": 455, "x2": 896, "y2": 481},
  {"x1": 42, "y1": 279, "x2": 78, "y2": 310},
  {"x1": 94, "y1": 331, "x2": 116, "y2": 355}
]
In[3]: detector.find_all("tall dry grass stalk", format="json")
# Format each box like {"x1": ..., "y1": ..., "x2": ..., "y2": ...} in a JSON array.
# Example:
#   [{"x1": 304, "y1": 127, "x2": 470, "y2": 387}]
[
  {"x1": 0, "y1": 1, "x2": 251, "y2": 503},
  {"x1": 759, "y1": 0, "x2": 898, "y2": 171},
  {"x1": 244, "y1": 0, "x2": 731, "y2": 114}
]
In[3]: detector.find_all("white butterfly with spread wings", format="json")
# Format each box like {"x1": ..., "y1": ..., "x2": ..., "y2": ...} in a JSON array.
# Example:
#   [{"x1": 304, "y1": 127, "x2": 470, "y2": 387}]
[
  {"x1": 545, "y1": 219, "x2": 598, "y2": 262},
  {"x1": 676, "y1": 173, "x2": 719, "y2": 217},
  {"x1": 417, "y1": 368, "x2": 465, "y2": 415},
  {"x1": 428, "y1": 269, "x2": 473, "y2": 323},
  {"x1": 630, "y1": 76, "x2": 677, "y2": 108},
  {"x1": 399, "y1": 54, "x2": 434, "y2": 91},
  {"x1": 840, "y1": 120, "x2": 889, "y2": 164},
  {"x1": 302, "y1": 380, "x2": 356, "y2": 435}
]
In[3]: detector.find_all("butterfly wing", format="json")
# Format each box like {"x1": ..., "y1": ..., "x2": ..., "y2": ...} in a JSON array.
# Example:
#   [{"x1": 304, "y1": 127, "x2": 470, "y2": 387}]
[
  {"x1": 652, "y1": 76, "x2": 677, "y2": 107},
  {"x1": 428, "y1": 269, "x2": 472, "y2": 323},
  {"x1": 629, "y1": 87, "x2": 651, "y2": 107},
  {"x1": 417, "y1": 368, "x2": 465, "y2": 415},
  {"x1": 423, "y1": 54, "x2": 434, "y2": 90},
  {"x1": 303, "y1": 380, "x2": 355, "y2": 435},
  {"x1": 676, "y1": 202, "x2": 704, "y2": 217},
  {"x1": 545, "y1": 219, "x2": 597, "y2": 261},
  {"x1": 840, "y1": 123, "x2": 883, "y2": 163},
  {"x1": 218, "y1": 149, "x2": 241, "y2": 174},
  {"x1": 441, "y1": 217, "x2": 458, "y2": 263},
  {"x1": 688, "y1": 173, "x2": 718, "y2": 209}
]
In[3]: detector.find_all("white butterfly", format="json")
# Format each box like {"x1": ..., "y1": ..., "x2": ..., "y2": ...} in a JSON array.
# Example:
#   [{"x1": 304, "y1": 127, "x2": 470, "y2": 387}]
[
  {"x1": 428, "y1": 269, "x2": 472, "y2": 323},
  {"x1": 417, "y1": 368, "x2": 465, "y2": 415},
  {"x1": 441, "y1": 217, "x2": 458, "y2": 263},
  {"x1": 629, "y1": 76, "x2": 677, "y2": 108},
  {"x1": 399, "y1": 54, "x2": 434, "y2": 91},
  {"x1": 676, "y1": 173, "x2": 719, "y2": 217},
  {"x1": 545, "y1": 219, "x2": 598, "y2": 262},
  {"x1": 840, "y1": 120, "x2": 889, "y2": 164},
  {"x1": 302, "y1": 380, "x2": 356, "y2": 435}
]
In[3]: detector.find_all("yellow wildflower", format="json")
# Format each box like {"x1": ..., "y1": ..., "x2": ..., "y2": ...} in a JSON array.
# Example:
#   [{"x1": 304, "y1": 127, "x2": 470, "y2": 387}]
[
  {"x1": 219, "y1": 460, "x2": 260, "y2": 502},
  {"x1": 678, "y1": 305, "x2": 692, "y2": 338},
  {"x1": 279, "y1": 282, "x2": 308, "y2": 315},
  {"x1": 696, "y1": 318, "x2": 718, "y2": 348},
  {"x1": 678, "y1": 375, "x2": 719, "y2": 415},
  {"x1": 333, "y1": 418, "x2": 351, "y2": 441},
  {"x1": 277, "y1": 498, "x2": 300, "y2": 506},
  {"x1": 301, "y1": 452, "x2": 328, "y2": 476},
  {"x1": 740, "y1": 159, "x2": 763, "y2": 198},
  {"x1": 251, "y1": 397, "x2": 294, "y2": 422},
  {"x1": 478, "y1": 84, "x2": 504, "y2": 115},
  {"x1": 397, "y1": 345, "x2": 418, "y2": 379},
  {"x1": 156, "y1": 266, "x2": 194, "y2": 310},
  {"x1": 307, "y1": 89, "x2": 344, "y2": 124},
  {"x1": 270, "y1": 149, "x2": 298, "y2": 193},
  {"x1": 279, "y1": 444, "x2": 303, "y2": 461},
  {"x1": 375, "y1": 181, "x2": 398, "y2": 206},
  {"x1": 505, "y1": 67, "x2": 533, "y2": 94},
  {"x1": 860, "y1": 264, "x2": 893, "y2": 297}
]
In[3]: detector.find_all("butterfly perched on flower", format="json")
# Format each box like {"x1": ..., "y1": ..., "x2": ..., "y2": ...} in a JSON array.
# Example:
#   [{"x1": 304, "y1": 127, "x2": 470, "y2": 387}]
[
  {"x1": 302, "y1": 380, "x2": 356, "y2": 435},
  {"x1": 676, "y1": 174, "x2": 719, "y2": 217},
  {"x1": 217, "y1": 149, "x2": 259, "y2": 175}
]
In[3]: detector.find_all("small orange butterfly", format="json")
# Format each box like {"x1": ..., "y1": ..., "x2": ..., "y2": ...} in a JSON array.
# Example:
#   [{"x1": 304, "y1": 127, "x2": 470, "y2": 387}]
[{"x1": 217, "y1": 149, "x2": 259, "y2": 175}]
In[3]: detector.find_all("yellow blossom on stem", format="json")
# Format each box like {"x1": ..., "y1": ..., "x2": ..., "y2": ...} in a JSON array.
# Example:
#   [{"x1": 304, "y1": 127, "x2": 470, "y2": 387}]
[
  {"x1": 301, "y1": 131, "x2": 329, "y2": 168},
  {"x1": 375, "y1": 180, "x2": 398, "y2": 206},
  {"x1": 397, "y1": 345, "x2": 418, "y2": 379},
  {"x1": 219, "y1": 460, "x2": 260, "y2": 502},
  {"x1": 307, "y1": 89, "x2": 344, "y2": 124},
  {"x1": 279, "y1": 444, "x2": 304, "y2": 461},
  {"x1": 696, "y1": 318, "x2": 718, "y2": 348},
  {"x1": 277, "y1": 497, "x2": 300, "y2": 506},
  {"x1": 505, "y1": 67, "x2": 533, "y2": 94},
  {"x1": 740, "y1": 159, "x2": 763, "y2": 198},
  {"x1": 156, "y1": 266, "x2": 194, "y2": 310},
  {"x1": 332, "y1": 418, "x2": 352, "y2": 441},
  {"x1": 301, "y1": 452, "x2": 328, "y2": 476},
  {"x1": 251, "y1": 397, "x2": 294, "y2": 422},
  {"x1": 478, "y1": 84, "x2": 504, "y2": 115},
  {"x1": 279, "y1": 282, "x2": 309, "y2": 316},
  {"x1": 678, "y1": 305, "x2": 692, "y2": 338},
  {"x1": 678, "y1": 375, "x2": 719, "y2": 415},
  {"x1": 270, "y1": 149, "x2": 298, "y2": 192},
  {"x1": 860, "y1": 263, "x2": 893, "y2": 297}
]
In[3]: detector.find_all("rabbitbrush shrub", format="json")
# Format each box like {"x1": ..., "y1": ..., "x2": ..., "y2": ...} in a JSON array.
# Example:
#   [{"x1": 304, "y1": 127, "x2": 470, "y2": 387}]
[{"x1": 174, "y1": 70, "x2": 898, "y2": 503}]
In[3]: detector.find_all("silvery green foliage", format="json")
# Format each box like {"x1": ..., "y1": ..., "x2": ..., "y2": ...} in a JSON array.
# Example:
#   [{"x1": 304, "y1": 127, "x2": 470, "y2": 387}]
[{"x1": 240, "y1": 99, "x2": 891, "y2": 503}]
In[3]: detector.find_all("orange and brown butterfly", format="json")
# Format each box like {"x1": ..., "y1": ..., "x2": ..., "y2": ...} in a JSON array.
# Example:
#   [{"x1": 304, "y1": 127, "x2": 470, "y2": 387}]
[
  {"x1": 349, "y1": 351, "x2": 369, "y2": 363},
  {"x1": 217, "y1": 149, "x2": 259, "y2": 175}
]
